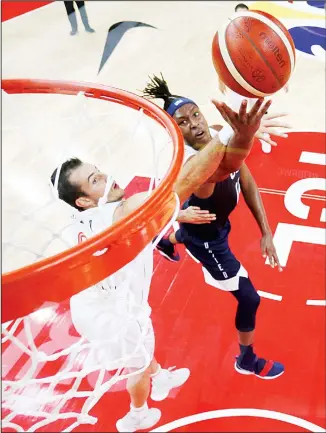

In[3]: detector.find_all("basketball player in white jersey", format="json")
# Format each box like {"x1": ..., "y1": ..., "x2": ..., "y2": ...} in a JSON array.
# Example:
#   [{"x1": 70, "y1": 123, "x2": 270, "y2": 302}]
[{"x1": 50, "y1": 95, "x2": 269, "y2": 431}]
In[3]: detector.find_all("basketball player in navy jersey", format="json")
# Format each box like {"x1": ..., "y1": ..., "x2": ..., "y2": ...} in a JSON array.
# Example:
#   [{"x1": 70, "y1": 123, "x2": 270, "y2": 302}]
[{"x1": 143, "y1": 74, "x2": 285, "y2": 379}]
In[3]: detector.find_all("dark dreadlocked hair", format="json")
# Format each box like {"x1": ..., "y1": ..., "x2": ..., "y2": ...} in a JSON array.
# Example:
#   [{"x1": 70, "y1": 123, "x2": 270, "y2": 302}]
[
  {"x1": 143, "y1": 73, "x2": 196, "y2": 116},
  {"x1": 143, "y1": 73, "x2": 182, "y2": 110}
]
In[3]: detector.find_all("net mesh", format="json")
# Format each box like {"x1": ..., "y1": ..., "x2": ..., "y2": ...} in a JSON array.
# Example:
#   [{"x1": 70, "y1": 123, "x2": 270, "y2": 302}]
[
  {"x1": 2, "y1": 86, "x2": 179, "y2": 432},
  {"x1": 2, "y1": 303, "x2": 152, "y2": 432},
  {"x1": 2, "y1": 90, "x2": 173, "y2": 273}
]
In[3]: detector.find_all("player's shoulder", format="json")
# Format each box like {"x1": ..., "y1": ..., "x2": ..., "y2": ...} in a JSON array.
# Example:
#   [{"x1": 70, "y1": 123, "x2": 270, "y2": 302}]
[
  {"x1": 183, "y1": 144, "x2": 197, "y2": 165},
  {"x1": 64, "y1": 202, "x2": 123, "y2": 246}
]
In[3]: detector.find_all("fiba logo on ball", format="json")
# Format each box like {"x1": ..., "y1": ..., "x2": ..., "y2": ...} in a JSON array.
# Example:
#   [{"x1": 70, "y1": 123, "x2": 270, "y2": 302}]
[{"x1": 252, "y1": 68, "x2": 265, "y2": 82}]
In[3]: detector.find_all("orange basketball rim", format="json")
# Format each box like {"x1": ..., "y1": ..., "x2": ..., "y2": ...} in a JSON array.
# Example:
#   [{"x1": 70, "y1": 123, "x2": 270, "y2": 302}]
[{"x1": 1, "y1": 79, "x2": 184, "y2": 324}]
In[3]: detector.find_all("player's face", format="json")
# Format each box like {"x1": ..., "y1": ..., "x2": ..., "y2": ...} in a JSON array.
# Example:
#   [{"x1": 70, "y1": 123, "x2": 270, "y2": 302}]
[
  {"x1": 173, "y1": 104, "x2": 211, "y2": 150},
  {"x1": 69, "y1": 163, "x2": 125, "y2": 209}
]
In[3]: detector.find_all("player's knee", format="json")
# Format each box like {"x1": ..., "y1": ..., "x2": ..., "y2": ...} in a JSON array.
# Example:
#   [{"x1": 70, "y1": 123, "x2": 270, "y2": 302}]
[
  {"x1": 250, "y1": 288, "x2": 261, "y2": 312},
  {"x1": 126, "y1": 366, "x2": 150, "y2": 388},
  {"x1": 239, "y1": 277, "x2": 260, "y2": 313}
]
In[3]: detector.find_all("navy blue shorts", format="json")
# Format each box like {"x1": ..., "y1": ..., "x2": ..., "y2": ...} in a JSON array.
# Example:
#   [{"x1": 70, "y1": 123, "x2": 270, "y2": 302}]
[
  {"x1": 176, "y1": 220, "x2": 249, "y2": 291},
  {"x1": 176, "y1": 220, "x2": 261, "y2": 331}
]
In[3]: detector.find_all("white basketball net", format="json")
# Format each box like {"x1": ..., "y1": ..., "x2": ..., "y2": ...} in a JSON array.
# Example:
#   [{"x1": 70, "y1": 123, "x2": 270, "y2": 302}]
[{"x1": 2, "y1": 87, "x2": 179, "y2": 432}]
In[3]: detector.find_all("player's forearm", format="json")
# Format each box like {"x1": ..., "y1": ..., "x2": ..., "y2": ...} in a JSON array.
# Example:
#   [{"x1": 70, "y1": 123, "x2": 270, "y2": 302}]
[
  {"x1": 221, "y1": 132, "x2": 255, "y2": 174},
  {"x1": 174, "y1": 135, "x2": 226, "y2": 203},
  {"x1": 242, "y1": 179, "x2": 271, "y2": 236}
]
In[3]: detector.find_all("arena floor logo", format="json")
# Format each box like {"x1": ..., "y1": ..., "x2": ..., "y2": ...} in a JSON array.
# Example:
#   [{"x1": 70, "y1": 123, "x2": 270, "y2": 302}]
[{"x1": 97, "y1": 21, "x2": 157, "y2": 74}]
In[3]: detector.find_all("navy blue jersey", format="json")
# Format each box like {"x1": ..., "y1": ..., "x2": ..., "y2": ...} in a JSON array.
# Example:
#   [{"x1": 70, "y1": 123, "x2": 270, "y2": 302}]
[{"x1": 180, "y1": 170, "x2": 241, "y2": 241}]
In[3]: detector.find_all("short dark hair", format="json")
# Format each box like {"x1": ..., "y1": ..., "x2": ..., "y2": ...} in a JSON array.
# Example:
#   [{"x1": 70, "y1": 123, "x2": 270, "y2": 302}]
[
  {"x1": 235, "y1": 3, "x2": 249, "y2": 11},
  {"x1": 50, "y1": 157, "x2": 85, "y2": 211}
]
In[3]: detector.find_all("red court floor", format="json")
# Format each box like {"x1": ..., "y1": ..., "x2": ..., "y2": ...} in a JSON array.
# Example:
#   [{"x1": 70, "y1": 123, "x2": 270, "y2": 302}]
[{"x1": 2, "y1": 132, "x2": 326, "y2": 432}]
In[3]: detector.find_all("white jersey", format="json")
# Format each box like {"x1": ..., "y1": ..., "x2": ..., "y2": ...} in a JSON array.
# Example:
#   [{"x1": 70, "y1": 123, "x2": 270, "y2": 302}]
[
  {"x1": 69, "y1": 202, "x2": 155, "y2": 370},
  {"x1": 70, "y1": 202, "x2": 153, "y2": 304}
]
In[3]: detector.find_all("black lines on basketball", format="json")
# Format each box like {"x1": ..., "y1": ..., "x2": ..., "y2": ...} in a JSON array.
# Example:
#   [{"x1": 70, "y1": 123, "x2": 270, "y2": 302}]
[{"x1": 231, "y1": 18, "x2": 284, "y2": 89}]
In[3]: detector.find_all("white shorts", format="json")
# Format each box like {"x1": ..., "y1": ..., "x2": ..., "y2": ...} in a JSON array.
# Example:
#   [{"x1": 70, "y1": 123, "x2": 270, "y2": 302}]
[{"x1": 70, "y1": 285, "x2": 155, "y2": 371}]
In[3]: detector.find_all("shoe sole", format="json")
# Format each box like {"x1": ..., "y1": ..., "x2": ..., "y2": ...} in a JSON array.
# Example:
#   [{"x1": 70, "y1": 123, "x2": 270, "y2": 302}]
[
  {"x1": 234, "y1": 362, "x2": 284, "y2": 380},
  {"x1": 155, "y1": 248, "x2": 179, "y2": 262}
]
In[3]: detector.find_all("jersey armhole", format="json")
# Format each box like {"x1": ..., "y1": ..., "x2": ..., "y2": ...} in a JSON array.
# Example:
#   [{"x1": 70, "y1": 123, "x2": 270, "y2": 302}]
[{"x1": 112, "y1": 201, "x2": 126, "y2": 223}]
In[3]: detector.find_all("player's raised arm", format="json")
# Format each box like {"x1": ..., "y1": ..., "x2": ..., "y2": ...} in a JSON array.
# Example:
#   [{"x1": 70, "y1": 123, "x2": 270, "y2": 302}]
[
  {"x1": 210, "y1": 98, "x2": 272, "y2": 178},
  {"x1": 173, "y1": 130, "x2": 226, "y2": 203},
  {"x1": 118, "y1": 101, "x2": 268, "y2": 217},
  {"x1": 115, "y1": 130, "x2": 227, "y2": 218},
  {"x1": 174, "y1": 98, "x2": 272, "y2": 197}
]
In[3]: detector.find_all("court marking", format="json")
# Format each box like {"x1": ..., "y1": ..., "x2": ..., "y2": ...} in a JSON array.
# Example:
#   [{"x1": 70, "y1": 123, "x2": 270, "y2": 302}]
[
  {"x1": 150, "y1": 408, "x2": 326, "y2": 432},
  {"x1": 306, "y1": 299, "x2": 326, "y2": 306},
  {"x1": 257, "y1": 290, "x2": 282, "y2": 301},
  {"x1": 300, "y1": 151, "x2": 326, "y2": 166},
  {"x1": 259, "y1": 188, "x2": 325, "y2": 202}
]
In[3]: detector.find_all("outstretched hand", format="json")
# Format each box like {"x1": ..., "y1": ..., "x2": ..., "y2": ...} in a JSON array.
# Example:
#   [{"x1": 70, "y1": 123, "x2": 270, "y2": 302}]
[
  {"x1": 212, "y1": 98, "x2": 273, "y2": 142},
  {"x1": 256, "y1": 112, "x2": 291, "y2": 147}
]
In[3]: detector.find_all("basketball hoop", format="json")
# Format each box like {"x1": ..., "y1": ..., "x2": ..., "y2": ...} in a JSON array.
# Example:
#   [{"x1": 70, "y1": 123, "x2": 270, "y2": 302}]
[{"x1": 1, "y1": 79, "x2": 184, "y2": 324}]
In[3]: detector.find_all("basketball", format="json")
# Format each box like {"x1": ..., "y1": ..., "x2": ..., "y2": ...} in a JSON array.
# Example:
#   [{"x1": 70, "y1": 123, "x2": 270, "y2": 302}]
[{"x1": 212, "y1": 10, "x2": 296, "y2": 98}]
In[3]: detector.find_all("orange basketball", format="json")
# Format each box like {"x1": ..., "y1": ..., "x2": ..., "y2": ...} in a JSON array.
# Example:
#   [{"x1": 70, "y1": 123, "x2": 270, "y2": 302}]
[{"x1": 212, "y1": 10, "x2": 296, "y2": 98}]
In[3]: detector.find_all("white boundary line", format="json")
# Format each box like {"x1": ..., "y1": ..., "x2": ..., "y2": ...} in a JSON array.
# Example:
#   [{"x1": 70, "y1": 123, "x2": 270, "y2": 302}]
[
  {"x1": 306, "y1": 300, "x2": 326, "y2": 307},
  {"x1": 257, "y1": 290, "x2": 282, "y2": 301},
  {"x1": 258, "y1": 188, "x2": 325, "y2": 201},
  {"x1": 151, "y1": 408, "x2": 326, "y2": 432},
  {"x1": 300, "y1": 152, "x2": 326, "y2": 166}
]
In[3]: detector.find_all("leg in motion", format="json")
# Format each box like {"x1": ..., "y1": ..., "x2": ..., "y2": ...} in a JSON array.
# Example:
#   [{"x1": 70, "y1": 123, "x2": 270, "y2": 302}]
[
  {"x1": 116, "y1": 357, "x2": 190, "y2": 431},
  {"x1": 231, "y1": 277, "x2": 284, "y2": 379},
  {"x1": 116, "y1": 362, "x2": 161, "y2": 432},
  {"x1": 64, "y1": 1, "x2": 78, "y2": 35},
  {"x1": 149, "y1": 357, "x2": 190, "y2": 402},
  {"x1": 155, "y1": 229, "x2": 181, "y2": 262},
  {"x1": 76, "y1": 1, "x2": 95, "y2": 32},
  {"x1": 185, "y1": 233, "x2": 284, "y2": 381}
]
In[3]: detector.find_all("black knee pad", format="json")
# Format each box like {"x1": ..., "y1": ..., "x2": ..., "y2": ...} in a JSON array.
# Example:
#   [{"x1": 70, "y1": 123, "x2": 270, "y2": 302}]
[{"x1": 232, "y1": 277, "x2": 260, "y2": 332}]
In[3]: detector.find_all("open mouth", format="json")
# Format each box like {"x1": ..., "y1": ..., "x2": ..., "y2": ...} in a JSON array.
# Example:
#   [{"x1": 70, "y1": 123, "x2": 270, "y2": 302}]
[
  {"x1": 195, "y1": 131, "x2": 205, "y2": 139},
  {"x1": 113, "y1": 182, "x2": 120, "y2": 190}
]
